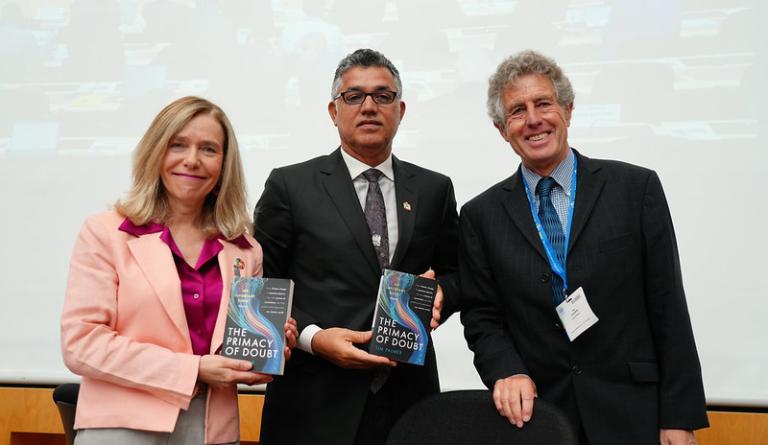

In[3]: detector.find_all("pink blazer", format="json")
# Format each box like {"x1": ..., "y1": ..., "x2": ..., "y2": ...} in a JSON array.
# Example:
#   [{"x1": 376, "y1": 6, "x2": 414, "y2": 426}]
[{"x1": 61, "y1": 210, "x2": 262, "y2": 444}]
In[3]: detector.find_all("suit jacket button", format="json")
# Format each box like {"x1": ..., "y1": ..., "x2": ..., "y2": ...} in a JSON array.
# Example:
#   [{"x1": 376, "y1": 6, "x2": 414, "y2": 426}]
[
  {"x1": 539, "y1": 273, "x2": 551, "y2": 283},
  {"x1": 571, "y1": 365, "x2": 582, "y2": 375}
]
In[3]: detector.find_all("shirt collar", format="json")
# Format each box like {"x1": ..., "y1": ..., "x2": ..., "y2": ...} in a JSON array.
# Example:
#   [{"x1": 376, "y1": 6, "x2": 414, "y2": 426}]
[
  {"x1": 119, "y1": 217, "x2": 165, "y2": 236},
  {"x1": 521, "y1": 148, "x2": 575, "y2": 197},
  {"x1": 228, "y1": 235, "x2": 253, "y2": 249},
  {"x1": 340, "y1": 147, "x2": 394, "y2": 181},
  {"x1": 118, "y1": 218, "x2": 189, "y2": 262},
  {"x1": 121, "y1": 217, "x2": 241, "y2": 270},
  {"x1": 119, "y1": 218, "x2": 252, "y2": 249}
]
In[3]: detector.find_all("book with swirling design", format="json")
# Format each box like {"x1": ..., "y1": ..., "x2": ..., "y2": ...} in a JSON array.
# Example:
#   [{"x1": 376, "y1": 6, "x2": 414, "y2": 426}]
[
  {"x1": 369, "y1": 269, "x2": 436, "y2": 365},
  {"x1": 221, "y1": 277, "x2": 294, "y2": 375}
]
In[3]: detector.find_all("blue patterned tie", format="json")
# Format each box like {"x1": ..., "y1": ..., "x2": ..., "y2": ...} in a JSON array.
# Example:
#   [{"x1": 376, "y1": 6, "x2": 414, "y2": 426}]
[{"x1": 536, "y1": 177, "x2": 566, "y2": 305}]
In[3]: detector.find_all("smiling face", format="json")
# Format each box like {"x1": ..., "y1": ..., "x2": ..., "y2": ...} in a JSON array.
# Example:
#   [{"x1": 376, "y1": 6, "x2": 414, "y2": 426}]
[
  {"x1": 495, "y1": 73, "x2": 573, "y2": 176},
  {"x1": 328, "y1": 66, "x2": 406, "y2": 166},
  {"x1": 160, "y1": 113, "x2": 225, "y2": 214}
]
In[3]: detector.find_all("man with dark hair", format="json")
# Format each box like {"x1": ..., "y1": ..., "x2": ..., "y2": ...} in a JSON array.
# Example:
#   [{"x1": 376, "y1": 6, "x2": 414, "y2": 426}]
[
  {"x1": 459, "y1": 50, "x2": 708, "y2": 444},
  {"x1": 254, "y1": 49, "x2": 459, "y2": 445}
]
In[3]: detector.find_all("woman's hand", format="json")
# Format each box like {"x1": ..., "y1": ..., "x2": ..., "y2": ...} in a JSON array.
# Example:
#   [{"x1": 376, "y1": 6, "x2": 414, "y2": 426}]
[
  {"x1": 284, "y1": 317, "x2": 298, "y2": 360},
  {"x1": 198, "y1": 355, "x2": 273, "y2": 388}
]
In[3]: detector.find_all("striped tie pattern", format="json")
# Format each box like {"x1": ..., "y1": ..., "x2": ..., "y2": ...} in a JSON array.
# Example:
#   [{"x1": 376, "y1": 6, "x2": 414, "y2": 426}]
[{"x1": 536, "y1": 177, "x2": 566, "y2": 305}]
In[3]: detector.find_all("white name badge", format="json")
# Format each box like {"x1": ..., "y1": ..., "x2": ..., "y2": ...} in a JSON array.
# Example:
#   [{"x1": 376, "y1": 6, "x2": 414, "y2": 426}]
[{"x1": 556, "y1": 287, "x2": 598, "y2": 341}]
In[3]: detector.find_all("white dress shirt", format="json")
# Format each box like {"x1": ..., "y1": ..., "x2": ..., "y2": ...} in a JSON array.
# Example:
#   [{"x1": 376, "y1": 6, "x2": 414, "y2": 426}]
[{"x1": 297, "y1": 148, "x2": 399, "y2": 353}]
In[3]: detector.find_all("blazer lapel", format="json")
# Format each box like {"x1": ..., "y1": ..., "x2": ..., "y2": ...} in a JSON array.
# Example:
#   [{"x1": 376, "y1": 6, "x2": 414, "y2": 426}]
[
  {"x1": 127, "y1": 234, "x2": 190, "y2": 343},
  {"x1": 210, "y1": 241, "x2": 240, "y2": 354},
  {"x1": 320, "y1": 148, "x2": 381, "y2": 276},
  {"x1": 390, "y1": 156, "x2": 416, "y2": 269},
  {"x1": 501, "y1": 171, "x2": 547, "y2": 262},
  {"x1": 568, "y1": 152, "x2": 605, "y2": 253}
]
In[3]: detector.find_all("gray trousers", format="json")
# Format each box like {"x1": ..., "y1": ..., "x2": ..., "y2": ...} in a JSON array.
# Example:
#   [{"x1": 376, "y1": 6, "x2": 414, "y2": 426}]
[{"x1": 74, "y1": 395, "x2": 239, "y2": 445}]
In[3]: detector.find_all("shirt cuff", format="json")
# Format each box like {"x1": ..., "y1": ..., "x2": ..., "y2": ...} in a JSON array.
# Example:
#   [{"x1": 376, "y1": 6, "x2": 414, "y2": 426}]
[{"x1": 298, "y1": 324, "x2": 322, "y2": 354}]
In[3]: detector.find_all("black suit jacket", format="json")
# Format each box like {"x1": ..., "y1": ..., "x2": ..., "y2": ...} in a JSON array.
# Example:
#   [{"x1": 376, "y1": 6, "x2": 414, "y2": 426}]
[
  {"x1": 254, "y1": 148, "x2": 459, "y2": 445},
  {"x1": 459, "y1": 151, "x2": 708, "y2": 444}
]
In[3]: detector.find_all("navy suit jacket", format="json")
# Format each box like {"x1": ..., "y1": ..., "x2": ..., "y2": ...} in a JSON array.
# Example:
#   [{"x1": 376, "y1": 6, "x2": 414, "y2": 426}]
[{"x1": 459, "y1": 151, "x2": 708, "y2": 444}]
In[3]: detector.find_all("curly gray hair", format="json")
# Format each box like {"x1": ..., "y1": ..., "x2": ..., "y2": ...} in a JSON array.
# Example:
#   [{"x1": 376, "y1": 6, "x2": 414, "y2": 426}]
[{"x1": 487, "y1": 50, "x2": 574, "y2": 126}]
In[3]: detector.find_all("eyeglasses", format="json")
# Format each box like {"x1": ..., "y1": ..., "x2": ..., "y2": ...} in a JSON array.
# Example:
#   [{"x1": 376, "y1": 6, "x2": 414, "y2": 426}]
[{"x1": 334, "y1": 90, "x2": 399, "y2": 105}]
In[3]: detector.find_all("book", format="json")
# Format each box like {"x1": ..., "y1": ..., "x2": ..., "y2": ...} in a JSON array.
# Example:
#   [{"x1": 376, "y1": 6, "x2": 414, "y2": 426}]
[
  {"x1": 369, "y1": 269, "x2": 436, "y2": 366},
  {"x1": 221, "y1": 277, "x2": 294, "y2": 375}
]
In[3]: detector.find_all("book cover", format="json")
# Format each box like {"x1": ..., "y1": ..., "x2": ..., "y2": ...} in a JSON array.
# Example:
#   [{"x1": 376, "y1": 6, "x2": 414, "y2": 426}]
[
  {"x1": 369, "y1": 269, "x2": 436, "y2": 365},
  {"x1": 221, "y1": 277, "x2": 293, "y2": 375}
]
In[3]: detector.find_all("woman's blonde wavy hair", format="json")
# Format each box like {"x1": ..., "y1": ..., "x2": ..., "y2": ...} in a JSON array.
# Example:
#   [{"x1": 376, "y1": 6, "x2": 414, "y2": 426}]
[{"x1": 115, "y1": 96, "x2": 250, "y2": 239}]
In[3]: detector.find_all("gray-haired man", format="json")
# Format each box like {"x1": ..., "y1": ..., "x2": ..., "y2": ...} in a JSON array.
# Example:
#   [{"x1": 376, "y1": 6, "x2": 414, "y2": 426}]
[{"x1": 459, "y1": 50, "x2": 708, "y2": 444}]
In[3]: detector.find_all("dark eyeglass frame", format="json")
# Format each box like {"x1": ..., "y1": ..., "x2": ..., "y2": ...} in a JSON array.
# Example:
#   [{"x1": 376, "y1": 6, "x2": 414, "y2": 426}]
[{"x1": 333, "y1": 90, "x2": 400, "y2": 105}]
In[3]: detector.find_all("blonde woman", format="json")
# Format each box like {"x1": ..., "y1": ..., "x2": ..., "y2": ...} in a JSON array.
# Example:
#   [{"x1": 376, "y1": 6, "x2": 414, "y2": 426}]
[{"x1": 61, "y1": 96, "x2": 297, "y2": 445}]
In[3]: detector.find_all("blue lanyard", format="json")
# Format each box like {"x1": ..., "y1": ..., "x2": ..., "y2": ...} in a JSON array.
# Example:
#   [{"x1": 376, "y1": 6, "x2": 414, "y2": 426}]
[{"x1": 521, "y1": 156, "x2": 578, "y2": 295}]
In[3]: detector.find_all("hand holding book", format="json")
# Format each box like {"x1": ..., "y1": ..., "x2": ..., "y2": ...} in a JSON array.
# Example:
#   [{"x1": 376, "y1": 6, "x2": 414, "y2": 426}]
[
  {"x1": 198, "y1": 355, "x2": 274, "y2": 388},
  {"x1": 284, "y1": 317, "x2": 298, "y2": 361},
  {"x1": 311, "y1": 327, "x2": 397, "y2": 369},
  {"x1": 221, "y1": 277, "x2": 295, "y2": 375},
  {"x1": 369, "y1": 269, "x2": 437, "y2": 365},
  {"x1": 420, "y1": 269, "x2": 444, "y2": 330},
  {"x1": 205, "y1": 317, "x2": 296, "y2": 386}
]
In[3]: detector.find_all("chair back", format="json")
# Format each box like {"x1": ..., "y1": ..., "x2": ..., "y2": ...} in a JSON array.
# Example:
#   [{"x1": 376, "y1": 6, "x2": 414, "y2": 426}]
[
  {"x1": 385, "y1": 389, "x2": 577, "y2": 445},
  {"x1": 52, "y1": 383, "x2": 80, "y2": 445}
]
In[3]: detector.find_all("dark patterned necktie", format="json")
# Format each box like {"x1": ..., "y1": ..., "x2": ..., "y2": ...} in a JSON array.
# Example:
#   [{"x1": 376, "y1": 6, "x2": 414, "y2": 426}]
[
  {"x1": 536, "y1": 177, "x2": 566, "y2": 305},
  {"x1": 362, "y1": 169, "x2": 392, "y2": 392},
  {"x1": 362, "y1": 169, "x2": 389, "y2": 270}
]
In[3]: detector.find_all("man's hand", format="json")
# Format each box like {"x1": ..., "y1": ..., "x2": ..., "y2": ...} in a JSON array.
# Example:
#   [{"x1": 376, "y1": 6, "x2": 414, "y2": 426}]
[
  {"x1": 420, "y1": 269, "x2": 443, "y2": 329},
  {"x1": 283, "y1": 317, "x2": 298, "y2": 360},
  {"x1": 493, "y1": 375, "x2": 537, "y2": 428},
  {"x1": 660, "y1": 429, "x2": 697, "y2": 445},
  {"x1": 198, "y1": 355, "x2": 273, "y2": 388},
  {"x1": 312, "y1": 327, "x2": 397, "y2": 369}
]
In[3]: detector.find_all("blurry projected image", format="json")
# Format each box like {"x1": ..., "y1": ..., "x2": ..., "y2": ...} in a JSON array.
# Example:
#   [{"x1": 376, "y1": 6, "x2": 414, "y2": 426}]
[{"x1": 0, "y1": 0, "x2": 766, "y2": 406}]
